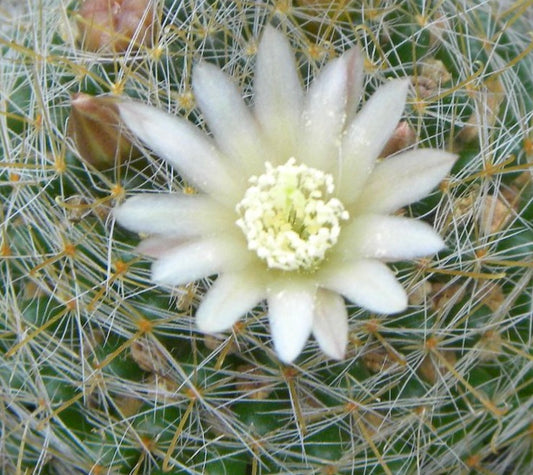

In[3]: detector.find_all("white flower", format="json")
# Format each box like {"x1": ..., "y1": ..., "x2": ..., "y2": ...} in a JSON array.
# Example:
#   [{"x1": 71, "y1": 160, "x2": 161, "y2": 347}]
[{"x1": 114, "y1": 26, "x2": 456, "y2": 363}]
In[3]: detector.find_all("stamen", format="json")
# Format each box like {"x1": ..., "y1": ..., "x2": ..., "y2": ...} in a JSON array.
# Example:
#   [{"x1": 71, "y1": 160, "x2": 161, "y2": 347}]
[{"x1": 235, "y1": 158, "x2": 349, "y2": 271}]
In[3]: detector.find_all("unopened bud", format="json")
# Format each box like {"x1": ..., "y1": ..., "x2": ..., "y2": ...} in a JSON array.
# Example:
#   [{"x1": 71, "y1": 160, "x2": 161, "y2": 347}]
[
  {"x1": 76, "y1": 0, "x2": 159, "y2": 52},
  {"x1": 418, "y1": 350, "x2": 457, "y2": 384},
  {"x1": 419, "y1": 59, "x2": 452, "y2": 85},
  {"x1": 380, "y1": 121, "x2": 417, "y2": 157},
  {"x1": 68, "y1": 93, "x2": 138, "y2": 169},
  {"x1": 456, "y1": 77, "x2": 504, "y2": 145}
]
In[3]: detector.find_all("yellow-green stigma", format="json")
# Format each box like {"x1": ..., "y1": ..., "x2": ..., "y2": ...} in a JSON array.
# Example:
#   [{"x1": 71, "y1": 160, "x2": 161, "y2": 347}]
[{"x1": 236, "y1": 158, "x2": 349, "y2": 271}]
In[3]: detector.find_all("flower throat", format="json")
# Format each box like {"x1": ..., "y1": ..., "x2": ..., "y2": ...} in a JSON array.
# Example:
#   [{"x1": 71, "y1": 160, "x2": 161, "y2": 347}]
[{"x1": 235, "y1": 158, "x2": 349, "y2": 271}]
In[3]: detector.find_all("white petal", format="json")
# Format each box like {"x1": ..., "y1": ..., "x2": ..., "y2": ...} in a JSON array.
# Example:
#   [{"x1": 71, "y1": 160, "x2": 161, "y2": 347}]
[
  {"x1": 353, "y1": 149, "x2": 457, "y2": 214},
  {"x1": 196, "y1": 271, "x2": 265, "y2": 333},
  {"x1": 336, "y1": 214, "x2": 445, "y2": 262},
  {"x1": 312, "y1": 289, "x2": 348, "y2": 360},
  {"x1": 344, "y1": 46, "x2": 365, "y2": 124},
  {"x1": 136, "y1": 236, "x2": 184, "y2": 258},
  {"x1": 318, "y1": 259, "x2": 407, "y2": 314},
  {"x1": 192, "y1": 62, "x2": 267, "y2": 177},
  {"x1": 267, "y1": 279, "x2": 315, "y2": 363},
  {"x1": 337, "y1": 79, "x2": 409, "y2": 203},
  {"x1": 254, "y1": 26, "x2": 304, "y2": 162},
  {"x1": 118, "y1": 101, "x2": 239, "y2": 204},
  {"x1": 151, "y1": 234, "x2": 252, "y2": 286},
  {"x1": 114, "y1": 194, "x2": 234, "y2": 237},
  {"x1": 298, "y1": 54, "x2": 348, "y2": 170}
]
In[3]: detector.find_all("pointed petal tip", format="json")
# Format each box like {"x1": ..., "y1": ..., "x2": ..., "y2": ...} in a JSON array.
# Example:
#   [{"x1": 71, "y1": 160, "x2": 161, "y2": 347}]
[
  {"x1": 191, "y1": 61, "x2": 224, "y2": 98},
  {"x1": 386, "y1": 77, "x2": 410, "y2": 99},
  {"x1": 112, "y1": 200, "x2": 126, "y2": 221},
  {"x1": 354, "y1": 148, "x2": 459, "y2": 213},
  {"x1": 441, "y1": 150, "x2": 459, "y2": 166},
  {"x1": 366, "y1": 282, "x2": 408, "y2": 315},
  {"x1": 112, "y1": 195, "x2": 141, "y2": 228},
  {"x1": 135, "y1": 239, "x2": 164, "y2": 258},
  {"x1": 386, "y1": 291, "x2": 408, "y2": 314},
  {"x1": 117, "y1": 100, "x2": 140, "y2": 130},
  {"x1": 117, "y1": 100, "x2": 151, "y2": 128},
  {"x1": 196, "y1": 315, "x2": 226, "y2": 334},
  {"x1": 192, "y1": 59, "x2": 217, "y2": 82},
  {"x1": 150, "y1": 256, "x2": 183, "y2": 285},
  {"x1": 319, "y1": 260, "x2": 409, "y2": 315},
  {"x1": 135, "y1": 236, "x2": 187, "y2": 258},
  {"x1": 276, "y1": 347, "x2": 299, "y2": 365},
  {"x1": 261, "y1": 24, "x2": 284, "y2": 43},
  {"x1": 345, "y1": 43, "x2": 363, "y2": 60},
  {"x1": 431, "y1": 149, "x2": 459, "y2": 163},
  {"x1": 312, "y1": 289, "x2": 348, "y2": 360},
  {"x1": 117, "y1": 99, "x2": 135, "y2": 115},
  {"x1": 344, "y1": 44, "x2": 364, "y2": 78},
  {"x1": 274, "y1": 333, "x2": 313, "y2": 364},
  {"x1": 423, "y1": 148, "x2": 460, "y2": 181},
  {"x1": 329, "y1": 347, "x2": 346, "y2": 361},
  {"x1": 195, "y1": 272, "x2": 265, "y2": 333},
  {"x1": 318, "y1": 334, "x2": 346, "y2": 360},
  {"x1": 272, "y1": 325, "x2": 309, "y2": 364},
  {"x1": 376, "y1": 275, "x2": 408, "y2": 314},
  {"x1": 370, "y1": 76, "x2": 410, "y2": 103},
  {"x1": 430, "y1": 233, "x2": 447, "y2": 254},
  {"x1": 339, "y1": 214, "x2": 448, "y2": 262},
  {"x1": 258, "y1": 25, "x2": 293, "y2": 60},
  {"x1": 268, "y1": 282, "x2": 315, "y2": 364}
]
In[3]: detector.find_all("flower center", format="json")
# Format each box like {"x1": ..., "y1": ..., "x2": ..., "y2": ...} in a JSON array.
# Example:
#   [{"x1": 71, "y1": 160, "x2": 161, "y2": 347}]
[{"x1": 235, "y1": 157, "x2": 349, "y2": 271}]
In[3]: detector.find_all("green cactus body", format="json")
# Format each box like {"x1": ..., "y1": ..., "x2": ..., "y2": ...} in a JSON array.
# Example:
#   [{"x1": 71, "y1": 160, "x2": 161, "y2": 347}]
[{"x1": 1, "y1": 1, "x2": 532, "y2": 474}]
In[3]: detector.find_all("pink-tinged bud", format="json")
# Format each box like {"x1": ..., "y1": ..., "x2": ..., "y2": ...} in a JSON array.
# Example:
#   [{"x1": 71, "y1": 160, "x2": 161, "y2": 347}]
[
  {"x1": 76, "y1": 0, "x2": 159, "y2": 52},
  {"x1": 68, "y1": 93, "x2": 138, "y2": 169},
  {"x1": 380, "y1": 121, "x2": 417, "y2": 157}
]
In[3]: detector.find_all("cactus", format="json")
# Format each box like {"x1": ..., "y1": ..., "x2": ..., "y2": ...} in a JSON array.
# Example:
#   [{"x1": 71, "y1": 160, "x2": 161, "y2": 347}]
[{"x1": 1, "y1": 0, "x2": 532, "y2": 474}]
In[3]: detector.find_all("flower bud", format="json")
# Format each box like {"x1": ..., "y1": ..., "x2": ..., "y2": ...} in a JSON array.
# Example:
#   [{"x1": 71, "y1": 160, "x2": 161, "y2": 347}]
[
  {"x1": 76, "y1": 0, "x2": 159, "y2": 52},
  {"x1": 68, "y1": 93, "x2": 138, "y2": 169},
  {"x1": 380, "y1": 121, "x2": 417, "y2": 157},
  {"x1": 456, "y1": 77, "x2": 504, "y2": 146}
]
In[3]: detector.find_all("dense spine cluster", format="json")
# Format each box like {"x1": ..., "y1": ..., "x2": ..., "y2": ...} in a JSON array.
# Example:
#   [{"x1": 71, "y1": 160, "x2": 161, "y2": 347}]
[{"x1": 0, "y1": 1, "x2": 531, "y2": 474}]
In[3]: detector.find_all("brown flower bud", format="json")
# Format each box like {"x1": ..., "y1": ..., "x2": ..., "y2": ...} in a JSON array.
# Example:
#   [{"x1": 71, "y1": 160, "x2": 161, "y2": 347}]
[
  {"x1": 68, "y1": 93, "x2": 138, "y2": 169},
  {"x1": 130, "y1": 338, "x2": 167, "y2": 374},
  {"x1": 380, "y1": 121, "x2": 417, "y2": 157},
  {"x1": 76, "y1": 0, "x2": 159, "y2": 52},
  {"x1": 419, "y1": 59, "x2": 452, "y2": 85},
  {"x1": 361, "y1": 345, "x2": 395, "y2": 373},
  {"x1": 418, "y1": 350, "x2": 457, "y2": 384},
  {"x1": 479, "y1": 194, "x2": 515, "y2": 235},
  {"x1": 456, "y1": 77, "x2": 504, "y2": 146}
]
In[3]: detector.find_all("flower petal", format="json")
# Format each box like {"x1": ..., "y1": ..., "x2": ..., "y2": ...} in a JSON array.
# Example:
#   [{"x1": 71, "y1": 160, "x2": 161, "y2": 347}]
[
  {"x1": 312, "y1": 289, "x2": 348, "y2": 360},
  {"x1": 192, "y1": 62, "x2": 267, "y2": 177},
  {"x1": 336, "y1": 214, "x2": 445, "y2": 262},
  {"x1": 119, "y1": 101, "x2": 239, "y2": 204},
  {"x1": 254, "y1": 26, "x2": 304, "y2": 162},
  {"x1": 337, "y1": 79, "x2": 409, "y2": 203},
  {"x1": 298, "y1": 53, "x2": 348, "y2": 170},
  {"x1": 344, "y1": 46, "x2": 365, "y2": 124},
  {"x1": 114, "y1": 193, "x2": 235, "y2": 237},
  {"x1": 136, "y1": 236, "x2": 185, "y2": 258},
  {"x1": 196, "y1": 271, "x2": 265, "y2": 333},
  {"x1": 318, "y1": 259, "x2": 407, "y2": 314},
  {"x1": 267, "y1": 279, "x2": 315, "y2": 363},
  {"x1": 353, "y1": 149, "x2": 457, "y2": 214},
  {"x1": 151, "y1": 234, "x2": 252, "y2": 286}
]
